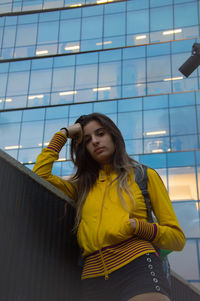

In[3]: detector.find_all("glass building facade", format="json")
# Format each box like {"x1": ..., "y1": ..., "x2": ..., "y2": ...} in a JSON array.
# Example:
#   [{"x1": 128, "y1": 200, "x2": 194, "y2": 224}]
[{"x1": 0, "y1": 0, "x2": 200, "y2": 289}]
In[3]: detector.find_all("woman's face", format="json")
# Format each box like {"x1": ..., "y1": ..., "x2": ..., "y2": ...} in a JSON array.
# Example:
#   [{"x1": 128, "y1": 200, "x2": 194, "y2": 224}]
[{"x1": 83, "y1": 120, "x2": 115, "y2": 166}]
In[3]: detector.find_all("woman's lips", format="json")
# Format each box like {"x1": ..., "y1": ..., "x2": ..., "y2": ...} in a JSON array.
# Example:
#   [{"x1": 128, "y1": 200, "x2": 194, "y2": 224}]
[{"x1": 94, "y1": 147, "x2": 104, "y2": 154}]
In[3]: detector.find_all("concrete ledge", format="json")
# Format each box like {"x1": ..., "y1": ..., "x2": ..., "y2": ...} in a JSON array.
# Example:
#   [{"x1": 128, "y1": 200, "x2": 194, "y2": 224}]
[{"x1": 0, "y1": 148, "x2": 74, "y2": 207}]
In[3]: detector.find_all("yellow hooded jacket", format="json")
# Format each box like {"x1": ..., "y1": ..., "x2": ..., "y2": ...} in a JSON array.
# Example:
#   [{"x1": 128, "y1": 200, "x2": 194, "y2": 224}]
[{"x1": 33, "y1": 132, "x2": 186, "y2": 279}]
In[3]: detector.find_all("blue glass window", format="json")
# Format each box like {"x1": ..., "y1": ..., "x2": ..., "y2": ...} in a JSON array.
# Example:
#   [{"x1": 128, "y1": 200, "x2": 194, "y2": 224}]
[
  {"x1": 104, "y1": 13, "x2": 125, "y2": 37},
  {"x1": 127, "y1": 0, "x2": 149, "y2": 11},
  {"x1": 125, "y1": 139, "x2": 143, "y2": 155},
  {"x1": 16, "y1": 24, "x2": 37, "y2": 46},
  {"x1": 20, "y1": 121, "x2": 44, "y2": 148},
  {"x1": 150, "y1": 6, "x2": 173, "y2": 31},
  {"x1": 82, "y1": 16, "x2": 103, "y2": 39},
  {"x1": 169, "y1": 240, "x2": 199, "y2": 280},
  {"x1": 18, "y1": 148, "x2": 42, "y2": 164},
  {"x1": 123, "y1": 47, "x2": 145, "y2": 60},
  {"x1": 46, "y1": 106, "x2": 69, "y2": 120},
  {"x1": 104, "y1": 1, "x2": 125, "y2": 13},
  {"x1": 118, "y1": 111, "x2": 142, "y2": 139},
  {"x1": 10, "y1": 60, "x2": 31, "y2": 72},
  {"x1": 123, "y1": 58, "x2": 146, "y2": 84},
  {"x1": 143, "y1": 109, "x2": 169, "y2": 137},
  {"x1": 2, "y1": 26, "x2": 16, "y2": 47},
  {"x1": 0, "y1": 27, "x2": 3, "y2": 47},
  {"x1": 150, "y1": 0, "x2": 172, "y2": 7},
  {"x1": 5, "y1": 16, "x2": 17, "y2": 26},
  {"x1": 127, "y1": 10, "x2": 149, "y2": 34},
  {"x1": 171, "y1": 135, "x2": 198, "y2": 151},
  {"x1": 147, "y1": 43, "x2": 170, "y2": 57},
  {"x1": 69, "y1": 103, "x2": 93, "y2": 117},
  {"x1": 143, "y1": 95, "x2": 168, "y2": 109},
  {"x1": 168, "y1": 166, "x2": 197, "y2": 201},
  {"x1": 0, "y1": 123, "x2": 21, "y2": 149},
  {"x1": 61, "y1": 7, "x2": 81, "y2": 19},
  {"x1": 144, "y1": 137, "x2": 170, "y2": 153},
  {"x1": 44, "y1": 118, "x2": 69, "y2": 144},
  {"x1": 7, "y1": 71, "x2": 30, "y2": 96},
  {"x1": 52, "y1": 66, "x2": 75, "y2": 92},
  {"x1": 18, "y1": 14, "x2": 38, "y2": 24},
  {"x1": 118, "y1": 98, "x2": 142, "y2": 112},
  {"x1": 0, "y1": 110, "x2": 22, "y2": 124},
  {"x1": 99, "y1": 49, "x2": 121, "y2": 62},
  {"x1": 169, "y1": 92, "x2": 195, "y2": 107},
  {"x1": 37, "y1": 21, "x2": 59, "y2": 44},
  {"x1": 29, "y1": 69, "x2": 52, "y2": 94},
  {"x1": 173, "y1": 202, "x2": 200, "y2": 237},
  {"x1": 0, "y1": 74, "x2": 8, "y2": 97},
  {"x1": 170, "y1": 106, "x2": 197, "y2": 135},
  {"x1": 147, "y1": 55, "x2": 171, "y2": 82},
  {"x1": 22, "y1": 108, "x2": 45, "y2": 122},
  {"x1": 138, "y1": 153, "x2": 167, "y2": 169},
  {"x1": 59, "y1": 19, "x2": 81, "y2": 42},
  {"x1": 174, "y1": 2, "x2": 198, "y2": 27},
  {"x1": 75, "y1": 64, "x2": 97, "y2": 89},
  {"x1": 5, "y1": 95, "x2": 27, "y2": 110},
  {"x1": 39, "y1": 11, "x2": 60, "y2": 22},
  {"x1": 99, "y1": 61, "x2": 121, "y2": 87},
  {"x1": 94, "y1": 100, "x2": 117, "y2": 114},
  {"x1": 167, "y1": 152, "x2": 195, "y2": 167}
]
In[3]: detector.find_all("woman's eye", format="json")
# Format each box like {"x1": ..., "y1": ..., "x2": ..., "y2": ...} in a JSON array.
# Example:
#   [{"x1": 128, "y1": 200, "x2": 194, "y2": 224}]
[{"x1": 98, "y1": 131, "x2": 104, "y2": 136}]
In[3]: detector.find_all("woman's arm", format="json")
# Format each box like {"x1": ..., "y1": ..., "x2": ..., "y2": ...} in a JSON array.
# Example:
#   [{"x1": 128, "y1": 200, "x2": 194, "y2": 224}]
[
  {"x1": 130, "y1": 168, "x2": 186, "y2": 252},
  {"x1": 33, "y1": 124, "x2": 82, "y2": 201}
]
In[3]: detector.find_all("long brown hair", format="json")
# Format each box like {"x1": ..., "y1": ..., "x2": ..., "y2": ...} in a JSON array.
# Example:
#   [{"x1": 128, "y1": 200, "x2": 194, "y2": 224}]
[{"x1": 69, "y1": 113, "x2": 142, "y2": 230}]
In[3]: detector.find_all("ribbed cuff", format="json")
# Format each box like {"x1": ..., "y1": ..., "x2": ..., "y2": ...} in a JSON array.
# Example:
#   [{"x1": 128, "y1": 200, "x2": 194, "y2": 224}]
[
  {"x1": 134, "y1": 219, "x2": 157, "y2": 242},
  {"x1": 47, "y1": 132, "x2": 67, "y2": 153}
]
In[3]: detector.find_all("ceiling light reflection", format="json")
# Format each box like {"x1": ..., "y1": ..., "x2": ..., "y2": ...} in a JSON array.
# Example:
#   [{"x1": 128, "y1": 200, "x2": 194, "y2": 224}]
[
  {"x1": 152, "y1": 149, "x2": 164, "y2": 153},
  {"x1": 28, "y1": 95, "x2": 44, "y2": 100},
  {"x1": 93, "y1": 87, "x2": 111, "y2": 92},
  {"x1": 163, "y1": 77, "x2": 183, "y2": 81},
  {"x1": 64, "y1": 45, "x2": 80, "y2": 51},
  {"x1": 135, "y1": 35, "x2": 147, "y2": 40},
  {"x1": 96, "y1": 41, "x2": 112, "y2": 46},
  {"x1": 146, "y1": 131, "x2": 166, "y2": 136},
  {"x1": 36, "y1": 50, "x2": 49, "y2": 55},
  {"x1": 5, "y1": 145, "x2": 22, "y2": 150},
  {"x1": 163, "y1": 29, "x2": 182, "y2": 35},
  {"x1": 59, "y1": 91, "x2": 77, "y2": 96}
]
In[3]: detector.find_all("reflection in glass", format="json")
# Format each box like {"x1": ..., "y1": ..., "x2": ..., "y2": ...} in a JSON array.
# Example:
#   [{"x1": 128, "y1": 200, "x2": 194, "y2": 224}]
[
  {"x1": 144, "y1": 137, "x2": 170, "y2": 154},
  {"x1": 173, "y1": 201, "x2": 200, "y2": 238},
  {"x1": 20, "y1": 121, "x2": 44, "y2": 148},
  {"x1": 168, "y1": 167, "x2": 198, "y2": 201},
  {"x1": 29, "y1": 69, "x2": 52, "y2": 94},
  {"x1": 118, "y1": 111, "x2": 142, "y2": 139},
  {"x1": 7, "y1": 71, "x2": 30, "y2": 96},
  {"x1": 75, "y1": 64, "x2": 97, "y2": 89},
  {"x1": 170, "y1": 106, "x2": 197, "y2": 136},
  {"x1": 169, "y1": 240, "x2": 199, "y2": 280},
  {"x1": 0, "y1": 123, "x2": 21, "y2": 149},
  {"x1": 143, "y1": 109, "x2": 169, "y2": 137}
]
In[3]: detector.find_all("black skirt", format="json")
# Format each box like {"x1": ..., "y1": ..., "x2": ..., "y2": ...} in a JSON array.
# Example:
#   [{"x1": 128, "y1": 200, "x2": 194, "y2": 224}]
[{"x1": 81, "y1": 252, "x2": 171, "y2": 301}]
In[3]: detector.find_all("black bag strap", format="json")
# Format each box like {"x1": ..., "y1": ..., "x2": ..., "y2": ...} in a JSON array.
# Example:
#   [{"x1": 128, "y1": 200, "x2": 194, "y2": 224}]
[{"x1": 135, "y1": 165, "x2": 154, "y2": 223}]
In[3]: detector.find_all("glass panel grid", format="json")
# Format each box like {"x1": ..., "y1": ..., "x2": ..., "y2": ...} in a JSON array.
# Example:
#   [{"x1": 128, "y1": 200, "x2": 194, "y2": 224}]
[{"x1": 0, "y1": 1, "x2": 199, "y2": 60}]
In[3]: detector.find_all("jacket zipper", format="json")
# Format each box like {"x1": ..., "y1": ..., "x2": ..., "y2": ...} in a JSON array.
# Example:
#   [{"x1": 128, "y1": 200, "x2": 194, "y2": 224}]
[{"x1": 96, "y1": 184, "x2": 109, "y2": 280}]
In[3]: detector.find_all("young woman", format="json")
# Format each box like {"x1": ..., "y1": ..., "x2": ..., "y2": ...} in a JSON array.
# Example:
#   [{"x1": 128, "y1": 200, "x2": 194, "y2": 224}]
[{"x1": 33, "y1": 113, "x2": 186, "y2": 301}]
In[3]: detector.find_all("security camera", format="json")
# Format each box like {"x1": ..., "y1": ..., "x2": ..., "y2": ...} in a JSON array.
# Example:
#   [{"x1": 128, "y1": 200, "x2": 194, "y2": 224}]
[{"x1": 179, "y1": 43, "x2": 200, "y2": 77}]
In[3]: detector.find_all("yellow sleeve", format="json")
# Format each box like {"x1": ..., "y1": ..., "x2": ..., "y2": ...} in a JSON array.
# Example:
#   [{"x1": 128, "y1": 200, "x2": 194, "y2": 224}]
[
  {"x1": 33, "y1": 132, "x2": 77, "y2": 201},
  {"x1": 146, "y1": 168, "x2": 186, "y2": 251}
]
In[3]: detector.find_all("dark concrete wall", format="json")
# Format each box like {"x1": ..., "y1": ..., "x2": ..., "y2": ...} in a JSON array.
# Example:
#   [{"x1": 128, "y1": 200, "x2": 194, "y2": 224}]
[{"x1": 0, "y1": 149, "x2": 81, "y2": 301}]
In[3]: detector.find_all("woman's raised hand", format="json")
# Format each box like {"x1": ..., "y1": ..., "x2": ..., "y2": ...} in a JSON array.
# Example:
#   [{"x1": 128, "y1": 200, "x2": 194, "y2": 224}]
[{"x1": 60, "y1": 123, "x2": 83, "y2": 145}]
